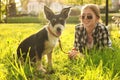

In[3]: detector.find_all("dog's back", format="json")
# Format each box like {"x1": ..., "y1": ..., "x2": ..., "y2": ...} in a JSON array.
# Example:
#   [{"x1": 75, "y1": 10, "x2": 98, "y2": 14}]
[{"x1": 17, "y1": 28, "x2": 48, "y2": 61}]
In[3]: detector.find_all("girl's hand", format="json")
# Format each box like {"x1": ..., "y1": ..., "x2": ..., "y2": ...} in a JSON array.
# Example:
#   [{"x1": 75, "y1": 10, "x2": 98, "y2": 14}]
[{"x1": 68, "y1": 49, "x2": 84, "y2": 59}]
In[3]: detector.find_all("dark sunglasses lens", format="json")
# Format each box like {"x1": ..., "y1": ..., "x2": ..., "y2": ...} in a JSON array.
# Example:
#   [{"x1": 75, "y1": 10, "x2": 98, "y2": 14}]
[
  {"x1": 81, "y1": 16, "x2": 93, "y2": 19},
  {"x1": 82, "y1": 16, "x2": 85, "y2": 19},
  {"x1": 87, "y1": 16, "x2": 93, "y2": 19}
]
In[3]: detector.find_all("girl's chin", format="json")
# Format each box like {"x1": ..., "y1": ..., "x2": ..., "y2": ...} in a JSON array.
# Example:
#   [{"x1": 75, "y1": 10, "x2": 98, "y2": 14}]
[{"x1": 84, "y1": 24, "x2": 90, "y2": 28}]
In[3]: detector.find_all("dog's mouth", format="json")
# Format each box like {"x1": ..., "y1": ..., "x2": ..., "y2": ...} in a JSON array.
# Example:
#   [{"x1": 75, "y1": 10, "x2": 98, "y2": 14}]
[
  {"x1": 56, "y1": 31, "x2": 61, "y2": 36},
  {"x1": 56, "y1": 27, "x2": 62, "y2": 36}
]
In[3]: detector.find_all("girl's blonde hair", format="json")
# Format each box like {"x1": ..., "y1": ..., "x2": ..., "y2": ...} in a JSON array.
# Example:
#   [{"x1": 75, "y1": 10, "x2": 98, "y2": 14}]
[{"x1": 81, "y1": 4, "x2": 100, "y2": 19}]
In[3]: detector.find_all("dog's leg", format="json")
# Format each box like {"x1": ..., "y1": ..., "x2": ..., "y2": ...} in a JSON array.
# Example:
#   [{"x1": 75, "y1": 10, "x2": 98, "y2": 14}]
[
  {"x1": 47, "y1": 51, "x2": 54, "y2": 73},
  {"x1": 36, "y1": 59, "x2": 47, "y2": 73},
  {"x1": 47, "y1": 52, "x2": 52, "y2": 69}
]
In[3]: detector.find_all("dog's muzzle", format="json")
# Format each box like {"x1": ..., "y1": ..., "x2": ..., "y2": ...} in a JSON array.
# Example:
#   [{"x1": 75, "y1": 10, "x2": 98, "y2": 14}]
[
  {"x1": 54, "y1": 24, "x2": 64, "y2": 37},
  {"x1": 56, "y1": 27, "x2": 62, "y2": 36}
]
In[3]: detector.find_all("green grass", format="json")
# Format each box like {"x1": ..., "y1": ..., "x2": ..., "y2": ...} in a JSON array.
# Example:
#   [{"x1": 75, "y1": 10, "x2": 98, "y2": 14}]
[
  {"x1": 6, "y1": 13, "x2": 120, "y2": 23},
  {"x1": 0, "y1": 23, "x2": 120, "y2": 80}
]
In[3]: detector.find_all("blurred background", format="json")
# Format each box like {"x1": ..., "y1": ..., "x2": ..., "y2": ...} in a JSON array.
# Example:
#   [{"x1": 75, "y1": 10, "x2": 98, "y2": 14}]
[{"x1": 0, "y1": 0, "x2": 120, "y2": 23}]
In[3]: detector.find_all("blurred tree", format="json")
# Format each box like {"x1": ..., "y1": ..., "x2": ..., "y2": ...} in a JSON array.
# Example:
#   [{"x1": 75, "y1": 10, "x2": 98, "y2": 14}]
[
  {"x1": 0, "y1": 0, "x2": 1, "y2": 22},
  {"x1": 0, "y1": 0, "x2": 7, "y2": 23},
  {"x1": 64, "y1": 0, "x2": 107, "y2": 6},
  {"x1": 20, "y1": 0, "x2": 28, "y2": 12},
  {"x1": 80, "y1": 0, "x2": 83, "y2": 5},
  {"x1": 8, "y1": 0, "x2": 16, "y2": 16}
]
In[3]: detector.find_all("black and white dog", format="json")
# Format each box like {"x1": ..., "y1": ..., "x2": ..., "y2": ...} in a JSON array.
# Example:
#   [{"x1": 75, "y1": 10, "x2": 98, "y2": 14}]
[{"x1": 17, "y1": 6, "x2": 71, "y2": 73}]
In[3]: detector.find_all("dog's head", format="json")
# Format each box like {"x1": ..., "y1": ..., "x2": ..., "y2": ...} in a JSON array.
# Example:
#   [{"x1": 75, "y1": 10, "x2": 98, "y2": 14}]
[{"x1": 44, "y1": 6, "x2": 71, "y2": 37}]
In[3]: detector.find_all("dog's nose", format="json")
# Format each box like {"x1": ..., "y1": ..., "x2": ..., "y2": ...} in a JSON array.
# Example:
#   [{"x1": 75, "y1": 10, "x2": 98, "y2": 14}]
[{"x1": 57, "y1": 27, "x2": 61, "y2": 32}]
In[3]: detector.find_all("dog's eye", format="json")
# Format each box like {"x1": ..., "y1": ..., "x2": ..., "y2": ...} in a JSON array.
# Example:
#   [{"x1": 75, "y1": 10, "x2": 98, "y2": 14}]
[{"x1": 52, "y1": 19, "x2": 56, "y2": 22}]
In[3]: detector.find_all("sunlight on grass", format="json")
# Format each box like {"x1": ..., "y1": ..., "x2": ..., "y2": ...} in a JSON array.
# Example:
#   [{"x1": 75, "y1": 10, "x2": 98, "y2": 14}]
[
  {"x1": 0, "y1": 64, "x2": 7, "y2": 80},
  {"x1": 0, "y1": 23, "x2": 120, "y2": 80}
]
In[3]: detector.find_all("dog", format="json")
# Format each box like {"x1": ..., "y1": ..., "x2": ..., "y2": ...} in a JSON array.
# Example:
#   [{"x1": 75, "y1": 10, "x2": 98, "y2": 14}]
[{"x1": 17, "y1": 6, "x2": 71, "y2": 73}]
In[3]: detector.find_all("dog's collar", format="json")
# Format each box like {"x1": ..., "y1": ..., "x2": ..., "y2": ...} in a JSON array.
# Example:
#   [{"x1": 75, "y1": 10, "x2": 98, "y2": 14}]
[{"x1": 47, "y1": 27, "x2": 58, "y2": 37}]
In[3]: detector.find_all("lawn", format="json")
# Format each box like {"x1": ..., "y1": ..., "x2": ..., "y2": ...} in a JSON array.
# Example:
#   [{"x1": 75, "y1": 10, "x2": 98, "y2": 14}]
[{"x1": 0, "y1": 23, "x2": 120, "y2": 80}]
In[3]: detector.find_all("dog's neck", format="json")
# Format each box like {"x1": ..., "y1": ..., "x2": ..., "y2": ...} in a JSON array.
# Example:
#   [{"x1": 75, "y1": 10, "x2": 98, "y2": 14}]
[{"x1": 47, "y1": 26, "x2": 58, "y2": 38}]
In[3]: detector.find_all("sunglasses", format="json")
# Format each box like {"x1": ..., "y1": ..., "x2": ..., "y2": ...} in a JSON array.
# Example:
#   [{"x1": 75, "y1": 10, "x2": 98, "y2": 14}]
[{"x1": 81, "y1": 15, "x2": 93, "y2": 19}]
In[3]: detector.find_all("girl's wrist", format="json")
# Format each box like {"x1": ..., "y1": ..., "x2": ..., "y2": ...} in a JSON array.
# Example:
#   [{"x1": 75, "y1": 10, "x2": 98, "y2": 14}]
[{"x1": 72, "y1": 48, "x2": 77, "y2": 51}]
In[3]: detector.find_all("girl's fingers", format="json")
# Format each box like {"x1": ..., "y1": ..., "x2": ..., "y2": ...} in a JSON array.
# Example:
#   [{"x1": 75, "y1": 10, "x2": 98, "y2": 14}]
[{"x1": 68, "y1": 50, "x2": 79, "y2": 59}]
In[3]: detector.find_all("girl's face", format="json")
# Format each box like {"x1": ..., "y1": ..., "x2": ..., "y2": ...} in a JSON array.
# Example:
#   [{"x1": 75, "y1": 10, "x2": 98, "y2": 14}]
[{"x1": 80, "y1": 8, "x2": 99, "y2": 28}]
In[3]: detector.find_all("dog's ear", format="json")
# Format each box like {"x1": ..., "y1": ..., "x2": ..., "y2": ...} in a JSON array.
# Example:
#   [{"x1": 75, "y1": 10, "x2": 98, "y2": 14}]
[
  {"x1": 44, "y1": 6, "x2": 54, "y2": 20},
  {"x1": 60, "y1": 7, "x2": 71, "y2": 19}
]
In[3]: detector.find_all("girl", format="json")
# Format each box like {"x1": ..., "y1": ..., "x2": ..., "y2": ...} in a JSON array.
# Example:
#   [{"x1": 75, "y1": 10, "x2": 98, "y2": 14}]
[{"x1": 68, "y1": 4, "x2": 112, "y2": 59}]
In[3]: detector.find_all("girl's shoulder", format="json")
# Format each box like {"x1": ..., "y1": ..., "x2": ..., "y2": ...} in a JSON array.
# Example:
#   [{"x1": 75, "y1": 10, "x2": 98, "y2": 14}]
[
  {"x1": 96, "y1": 22, "x2": 106, "y2": 29},
  {"x1": 95, "y1": 23, "x2": 108, "y2": 33}
]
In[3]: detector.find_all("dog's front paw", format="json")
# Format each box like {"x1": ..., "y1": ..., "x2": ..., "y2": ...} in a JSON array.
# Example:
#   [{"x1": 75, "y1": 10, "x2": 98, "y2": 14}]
[
  {"x1": 47, "y1": 69, "x2": 55, "y2": 74},
  {"x1": 47, "y1": 66, "x2": 55, "y2": 74},
  {"x1": 37, "y1": 67, "x2": 47, "y2": 74}
]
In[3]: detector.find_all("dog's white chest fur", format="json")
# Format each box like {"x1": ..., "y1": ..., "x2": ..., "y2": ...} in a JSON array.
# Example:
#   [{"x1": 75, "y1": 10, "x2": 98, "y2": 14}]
[{"x1": 42, "y1": 28, "x2": 58, "y2": 55}]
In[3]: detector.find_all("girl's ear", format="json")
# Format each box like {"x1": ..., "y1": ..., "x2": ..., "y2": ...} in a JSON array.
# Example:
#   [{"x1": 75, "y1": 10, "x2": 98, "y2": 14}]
[
  {"x1": 44, "y1": 6, "x2": 54, "y2": 20},
  {"x1": 60, "y1": 7, "x2": 71, "y2": 19}
]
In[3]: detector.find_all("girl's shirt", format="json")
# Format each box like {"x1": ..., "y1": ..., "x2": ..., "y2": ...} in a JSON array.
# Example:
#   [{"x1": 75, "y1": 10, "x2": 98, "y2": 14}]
[{"x1": 74, "y1": 22, "x2": 112, "y2": 53}]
